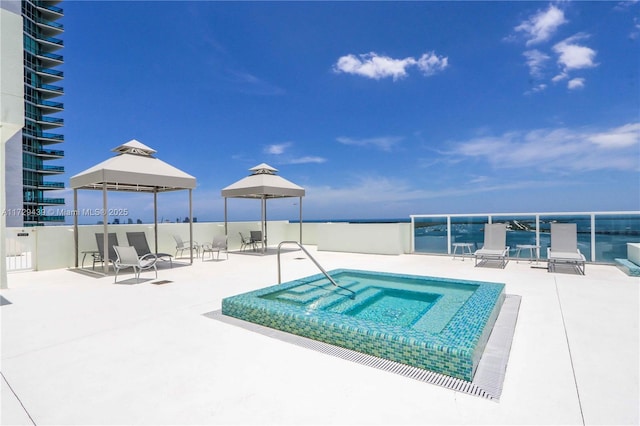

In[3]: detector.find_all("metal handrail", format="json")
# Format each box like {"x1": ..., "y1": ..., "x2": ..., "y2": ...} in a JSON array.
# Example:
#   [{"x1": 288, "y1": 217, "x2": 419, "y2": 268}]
[{"x1": 277, "y1": 241, "x2": 355, "y2": 300}]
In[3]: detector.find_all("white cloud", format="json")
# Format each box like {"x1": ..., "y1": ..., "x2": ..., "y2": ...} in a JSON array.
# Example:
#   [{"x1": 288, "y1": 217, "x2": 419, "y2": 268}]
[
  {"x1": 523, "y1": 49, "x2": 551, "y2": 77},
  {"x1": 333, "y1": 51, "x2": 448, "y2": 81},
  {"x1": 567, "y1": 77, "x2": 585, "y2": 90},
  {"x1": 553, "y1": 34, "x2": 598, "y2": 71},
  {"x1": 588, "y1": 123, "x2": 640, "y2": 148},
  {"x1": 264, "y1": 142, "x2": 292, "y2": 155},
  {"x1": 286, "y1": 156, "x2": 327, "y2": 164},
  {"x1": 445, "y1": 122, "x2": 640, "y2": 172},
  {"x1": 336, "y1": 136, "x2": 403, "y2": 151},
  {"x1": 515, "y1": 4, "x2": 568, "y2": 45},
  {"x1": 416, "y1": 52, "x2": 449, "y2": 76}
]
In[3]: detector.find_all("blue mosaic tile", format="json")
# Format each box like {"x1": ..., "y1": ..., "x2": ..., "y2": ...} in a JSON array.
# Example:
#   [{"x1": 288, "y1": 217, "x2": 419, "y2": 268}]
[{"x1": 222, "y1": 269, "x2": 505, "y2": 381}]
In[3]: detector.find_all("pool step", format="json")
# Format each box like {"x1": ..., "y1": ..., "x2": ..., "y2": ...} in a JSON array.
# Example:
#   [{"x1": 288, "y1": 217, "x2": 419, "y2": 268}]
[
  {"x1": 275, "y1": 280, "x2": 361, "y2": 305},
  {"x1": 326, "y1": 287, "x2": 384, "y2": 314}
]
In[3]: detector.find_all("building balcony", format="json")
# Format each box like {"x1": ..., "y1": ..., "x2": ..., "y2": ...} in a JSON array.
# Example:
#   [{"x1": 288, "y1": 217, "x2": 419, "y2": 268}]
[
  {"x1": 24, "y1": 214, "x2": 65, "y2": 223},
  {"x1": 39, "y1": 165, "x2": 65, "y2": 175},
  {"x1": 35, "y1": 99, "x2": 64, "y2": 113},
  {"x1": 23, "y1": 197, "x2": 66, "y2": 207},
  {"x1": 37, "y1": 148, "x2": 64, "y2": 158},
  {"x1": 36, "y1": 68, "x2": 63, "y2": 82},
  {"x1": 36, "y1": 132, "x2": 64, "y2": 144},
  {"x1": 36, "y1": 83, "x2": 64, "y2": 98},
  {"x1": 35, "y1": 18, "x2": 64, "y2": 36},
  {"x1": 35, "y1": 35, "x2": 63, "y2": 52},
  {"x1": 23, "y1": 180, "x2": 65, "y2": 189},
  {"x1": 34, "y1": 2, "x2": 63, "y2": 19},
  {"x1": 33, "y1": 116, "x2": 64, "y2": 129},
  {"x1": 36, "y1": 51, "x2": 63, "y2": 67}
]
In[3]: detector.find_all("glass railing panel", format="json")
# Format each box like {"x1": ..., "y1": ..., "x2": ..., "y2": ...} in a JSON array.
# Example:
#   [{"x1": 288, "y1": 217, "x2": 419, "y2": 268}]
[
  {"x1": 39, "y1": 83, "x2": 63, "y2": 92},
  {"x1": 414, "y1": 216, "x2": 448, "y2": 254},
  {"x1": 40, "y1": 132, "x2": 64, "y2": 140},
  {"x1": 38, "y1": 68, "x2": 63, "y2": 77},
  {"x1": 37, "y1": 3, "x2": 63, "y2": 14},
  {"x1": 38, "y1": 181, "x2": 65, "y2": 188},
  {"x1": 37, "y1": 19, "x2": 64, "y2": 30},
  {"x1": 535, "y1": 214, "x2": 591, "y2": 261},
  {"x1": 594, "y1": 214, "x2": 640, "y2": 263},
  {"x1": 38, "y1": 100, "x2": 63, "y2": 108},
  {"x1": 41, "y1": 166, "x2": 65, "y2": 173},
  {"x1": 38, "y1": 52, "x2": 63, "y2": 61},
  {"x1": 493, "y1": 215, "x2": 539, "y2": 259},
  {"x1": 39, "y1": 116, "x2": 64, "y2": 124},
  {"x1": 450, "y1": 216, "x2": 488, "y2": 252}
]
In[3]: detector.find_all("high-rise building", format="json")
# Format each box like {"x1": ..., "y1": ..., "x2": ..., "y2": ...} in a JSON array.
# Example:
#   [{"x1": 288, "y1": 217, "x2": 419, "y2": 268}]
[{"x1": 1, "y1": 0, "x2": 65, "y2": 227}]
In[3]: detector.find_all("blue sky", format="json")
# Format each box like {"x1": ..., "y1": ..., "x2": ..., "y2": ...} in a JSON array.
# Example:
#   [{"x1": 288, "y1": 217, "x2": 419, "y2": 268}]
[{"x1": 55, "y1": 1, "x2": 639, "y2": 224}]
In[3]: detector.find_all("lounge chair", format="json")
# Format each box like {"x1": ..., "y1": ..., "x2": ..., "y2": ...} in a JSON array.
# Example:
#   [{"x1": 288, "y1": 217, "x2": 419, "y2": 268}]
[
  {"x1": 95, "y1": 232, "x2": 119, "y2": 269},
  {"x1": 239, "y1": 232, "x2": 255, "y2": 252},
  {"x1": 547, "y1": 223, "x2": 586, "y2": 275},
  {"x1": 173, "y1": 234, "x2": 199, "y2": 258},
  {"x1": 202, "y1": 235, "x2": 228, "y2": 261},
  {"x1": 250, "y1": 230, "x2": 264, "y2": 251},
  {"x1": 126, "y1": 232, "x2": 173, "y2": 267},
  {"x1": 113, "y1": 245, "x2": 158, "y2": 283},
  {"x1": 474, "y1": 223, "x2": 510, "y2": 268}
]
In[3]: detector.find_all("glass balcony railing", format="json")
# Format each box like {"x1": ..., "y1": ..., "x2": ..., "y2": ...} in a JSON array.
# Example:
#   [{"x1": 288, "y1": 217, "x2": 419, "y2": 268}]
[
  {"x1": 37, "y1": 18, "x2": 64, "y2": 30},
  {"x1": 38, "y1": 83, "x2": 63, "y2": 93},
  {"x1": 35, "y1": 2, "x2": 63, "y2": 15},
  {"x1": 38, "y1": 181, "x2": 65, "y2": 188},
  {"x1": 37, "y1": 99, "x2": 63, "y2": 109},
  {"x1": 411, "y1": 211, "x2": 640, "y2": 264},
  {"x1": 38, "y1": 116, "x2": 64, "y2": 124},
  {"x1": 37, "y1": 149, "x2": 64, "y2": 156},
  {"x1": 38, "y1": 68, "x2": 63, "y2": 78},
  {"x1": 24, "y1": 198, "x2": 65, "y2": 205},
  {"x1": 39, "y1": 132, "x2": 64, "y2": 141},
  {"x1": 40, "y1": 165, "x2": 65, "y2": 173},
  {"x1": 37, "y1": 35, "x2": 63, "y2": 47},
  {"x1": 37, "y1": 51, "x2": 63, "y2": 62}
]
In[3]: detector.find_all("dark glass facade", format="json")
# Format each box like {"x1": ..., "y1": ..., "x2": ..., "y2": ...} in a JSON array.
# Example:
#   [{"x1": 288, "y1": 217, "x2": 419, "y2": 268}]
[{"x1": 21, "y1": 0, "x2": 65, "y2": 225}]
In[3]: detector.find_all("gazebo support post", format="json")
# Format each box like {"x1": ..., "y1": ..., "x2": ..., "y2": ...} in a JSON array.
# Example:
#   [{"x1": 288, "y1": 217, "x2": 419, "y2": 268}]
[
  {"x1": 224, "y1": 197, "x2": 228, "y2": 238},
  {"x1": 102, "y1": 182, "x2": 108, "y2": 275},
  {"x1": 299, "y1": 196, "x2": 303, "y2": 244},
  {"x1": 262, "y1": 196, "x2": 266, "y2": 254},
  {"x1": 74, "y1": 189, "x2": 78, "y2": 268},
  {"x1": 189, "y1": 189, "x2": 193, "y2": 264},
  {"x1": 153, "y1": 189, "x2": 158, "y2": 253}
]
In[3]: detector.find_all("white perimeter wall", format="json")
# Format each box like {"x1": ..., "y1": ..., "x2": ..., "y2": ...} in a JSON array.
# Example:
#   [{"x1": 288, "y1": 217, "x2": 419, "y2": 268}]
[{"x1": 6, "y1": 221, "x2": 411, "y2": 271}]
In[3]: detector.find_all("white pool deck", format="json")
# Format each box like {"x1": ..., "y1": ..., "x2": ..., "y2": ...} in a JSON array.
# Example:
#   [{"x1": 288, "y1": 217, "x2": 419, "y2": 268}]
[{"x1": 1, "y1": 247, "x2": 638, "y2": 425}]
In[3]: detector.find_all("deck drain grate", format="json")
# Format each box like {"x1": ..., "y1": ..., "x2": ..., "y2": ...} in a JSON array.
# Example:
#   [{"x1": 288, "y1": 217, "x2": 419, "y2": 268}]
[{"x1": 205, "y1": 295, "x2": 520, "y2": 402}]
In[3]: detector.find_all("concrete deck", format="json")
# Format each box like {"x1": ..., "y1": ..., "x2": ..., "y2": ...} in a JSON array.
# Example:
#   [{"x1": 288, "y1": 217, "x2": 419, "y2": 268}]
[{"x1": 1, "y1": 247, "x2": 638, "y2": 425}]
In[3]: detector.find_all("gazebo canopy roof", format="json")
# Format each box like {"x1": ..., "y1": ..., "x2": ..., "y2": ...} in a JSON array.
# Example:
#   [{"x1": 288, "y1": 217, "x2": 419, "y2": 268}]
[
  {"x1": 70, "y1": 140, "x2": 196, "y2": 192},
  {"x1": 221, "y1": 163, "x2": 305, "y2": 199}
]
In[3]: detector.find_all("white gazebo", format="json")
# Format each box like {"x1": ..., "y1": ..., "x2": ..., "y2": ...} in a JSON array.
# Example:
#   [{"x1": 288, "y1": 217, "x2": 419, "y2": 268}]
[
  {"x1": 70, "y1": 140, "x2": 197, "y2": 273},
  {"x1": 221, "y1": 163, "x2": 305, "y2": 252}
]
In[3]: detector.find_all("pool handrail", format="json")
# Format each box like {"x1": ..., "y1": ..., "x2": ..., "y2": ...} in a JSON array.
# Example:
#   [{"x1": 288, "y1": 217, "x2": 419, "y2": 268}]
[{"x1": 277, "y1": 241, "x2": 356, "y2": 300}]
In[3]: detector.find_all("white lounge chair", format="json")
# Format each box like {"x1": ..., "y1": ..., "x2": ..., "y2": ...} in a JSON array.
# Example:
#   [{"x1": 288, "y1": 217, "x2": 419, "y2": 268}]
[
  {"x1": 127, "y1": 231, "x2": 173, "y2": 267},
  {"x1": 94, "y1": 232, "x2": 119, "y2": 270},
  {"x1": 474, "y1": 223, "x2": 510, "y2": 268},
  {"x1": 113, "y1": 245, "x2": 158, "y2": 283},
  {"x1": 547, "y1": 223, "x2": 586, "y2": 275},
  {"x1": 202, "y1": 235, "x2": 228, "y2": 261},
  {"x1": 173, "y1": 234, "x2": 199, "y2": 258}
]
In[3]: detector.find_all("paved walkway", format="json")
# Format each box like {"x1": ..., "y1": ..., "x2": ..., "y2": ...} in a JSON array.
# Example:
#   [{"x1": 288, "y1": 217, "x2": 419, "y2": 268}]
[{"x1": 1, "y1": 248, "x2": 638, "y2": 425}]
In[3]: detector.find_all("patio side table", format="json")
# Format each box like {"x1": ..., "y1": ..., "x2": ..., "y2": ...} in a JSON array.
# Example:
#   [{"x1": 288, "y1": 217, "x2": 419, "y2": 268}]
[
  {"x1": 452, "y1": 243, "x2": 475, "y2": 260},
  {"x1": 515, "y1": 244, "x2": 540, "y2": 264}
]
